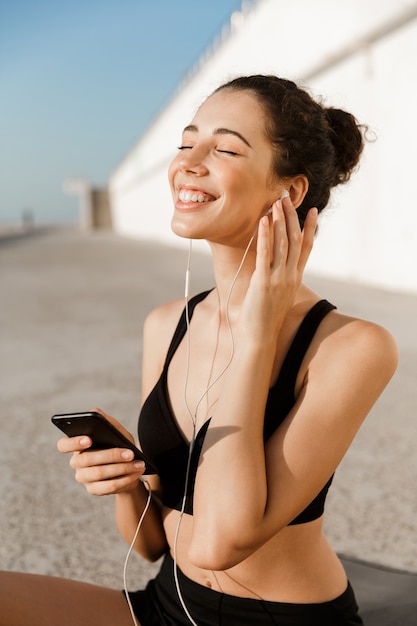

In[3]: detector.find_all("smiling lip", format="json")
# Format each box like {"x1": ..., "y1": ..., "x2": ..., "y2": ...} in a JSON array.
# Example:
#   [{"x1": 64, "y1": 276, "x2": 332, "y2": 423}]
[{"x1": 175, "y1": 186, "x2": 217, "y2": 211}]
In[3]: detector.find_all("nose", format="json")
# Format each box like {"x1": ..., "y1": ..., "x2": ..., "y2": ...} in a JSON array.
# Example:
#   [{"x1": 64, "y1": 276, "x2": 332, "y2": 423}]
[{"x1": 178, "y1": 147, "x2": 209, "y2": 176}]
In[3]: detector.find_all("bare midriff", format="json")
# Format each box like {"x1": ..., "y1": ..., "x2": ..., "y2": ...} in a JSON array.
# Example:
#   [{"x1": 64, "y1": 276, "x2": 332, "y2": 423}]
[{"x1": 163, "y1": 507, "x2": 348, "y2": 603}]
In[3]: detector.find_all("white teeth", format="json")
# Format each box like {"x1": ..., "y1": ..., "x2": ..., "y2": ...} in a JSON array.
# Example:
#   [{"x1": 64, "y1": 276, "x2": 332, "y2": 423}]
[{"x1": 179, "y1": 189, "x2": 212, "y2": 203}]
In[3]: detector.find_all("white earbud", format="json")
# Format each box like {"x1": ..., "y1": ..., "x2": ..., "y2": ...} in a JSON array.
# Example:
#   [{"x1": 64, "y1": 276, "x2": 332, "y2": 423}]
[{"x1": 265, "y1": 190, "x2": 289, "y2": 216}]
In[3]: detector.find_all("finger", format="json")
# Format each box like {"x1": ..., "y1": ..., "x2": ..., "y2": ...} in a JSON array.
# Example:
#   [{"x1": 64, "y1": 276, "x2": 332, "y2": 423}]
[
  {"x1": 71, "y1": 447, "x2": 136, "y2": 469},
  {"x1": 57, "y1": 435, "x2": 92, "y2": 454},
  {"x1": 298, "y1": 207, "x2": 318, "y2": 272},
  {"x1": 75, "y1": 459, "x2": 145, "y2": 485},
  {"x1": 84, "y1": 473, "x2": 143, "y2": 496},
  {"x1": 256, "y1": 214, "x2": 272, "y2": 274},
  {"x1": 280, "y1": 195, "x2": 302, "y2": 267},
  {"x1": 271, "y1": 198, "x2": 289, "y2": 268}
]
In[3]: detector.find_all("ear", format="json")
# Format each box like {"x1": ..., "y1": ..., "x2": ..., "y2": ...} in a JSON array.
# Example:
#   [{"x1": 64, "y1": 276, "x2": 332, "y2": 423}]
[{"x1": 287, "y1": 175, "x2": 309, "y2": 209}]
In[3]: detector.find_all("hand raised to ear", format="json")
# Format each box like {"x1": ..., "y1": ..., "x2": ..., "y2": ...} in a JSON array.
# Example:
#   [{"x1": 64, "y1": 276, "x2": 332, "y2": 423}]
[{"x1": 238, "y1": 195, "x2": 317, "y2": 343}]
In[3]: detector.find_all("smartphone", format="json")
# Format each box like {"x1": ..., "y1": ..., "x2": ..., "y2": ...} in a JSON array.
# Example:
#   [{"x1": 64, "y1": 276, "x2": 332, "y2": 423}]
[{"x1": 51, "y1": 411, "x2": 158, "y2": 474}]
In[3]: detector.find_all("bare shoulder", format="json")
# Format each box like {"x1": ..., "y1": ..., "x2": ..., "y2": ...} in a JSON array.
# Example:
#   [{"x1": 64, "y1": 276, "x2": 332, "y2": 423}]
[
  {"x1": 143, "y1": 297, "x2": 186, "y2": 356},
  {"x1": 144, "y1": 297, "x2": 185, "y2": 334},
  {"x1": 314, "y1": 309, "x2": 399, "y2": 387},
  {"x1": 140, "y1": 298, "x2": 185, "y2": 395},
  {"x1": 291, "y1": 308, "x2": 400, "y2": 441}
]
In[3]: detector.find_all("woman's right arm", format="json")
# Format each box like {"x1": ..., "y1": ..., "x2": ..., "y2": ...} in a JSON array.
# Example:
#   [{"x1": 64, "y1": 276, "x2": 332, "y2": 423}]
[
  {"x1": 114, "y1": 305, "x2": 178, "y2": 562},
  {"x1": 117, "y1": 301, "x2": 186, "y2": 559},
  {"x1": 115, "y1": 477, "x2": 167, "y2": 563},
  {"x1": 114, "y1": 301, "x2": 187, "y2": 561}
]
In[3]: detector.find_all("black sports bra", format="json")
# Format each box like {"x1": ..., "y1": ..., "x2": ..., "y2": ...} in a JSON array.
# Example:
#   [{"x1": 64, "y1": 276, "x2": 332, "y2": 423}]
[{"x1": 138, "y1": 291, "x2": 336, "y2": 524}]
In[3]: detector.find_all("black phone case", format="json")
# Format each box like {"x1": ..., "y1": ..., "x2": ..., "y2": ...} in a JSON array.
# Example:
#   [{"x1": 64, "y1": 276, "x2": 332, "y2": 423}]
[{"x1": 51, "y1": 411, "x2": 158, "y2": 474}]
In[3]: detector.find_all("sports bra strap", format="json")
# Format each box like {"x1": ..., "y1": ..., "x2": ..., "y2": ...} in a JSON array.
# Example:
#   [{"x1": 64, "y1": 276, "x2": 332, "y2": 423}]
[
  {"x1": 277, "y1": 299, "x2": 336, "y2": 391},
  {"x1": 163, "y1": 290, "x2": 213, "y2": 368}
]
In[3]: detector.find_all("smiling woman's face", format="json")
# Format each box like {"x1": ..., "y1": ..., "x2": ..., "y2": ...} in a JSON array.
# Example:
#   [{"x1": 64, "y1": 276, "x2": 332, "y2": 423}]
[{"x1": 168, "y1": 89, "x2": 285, "y2": 247}]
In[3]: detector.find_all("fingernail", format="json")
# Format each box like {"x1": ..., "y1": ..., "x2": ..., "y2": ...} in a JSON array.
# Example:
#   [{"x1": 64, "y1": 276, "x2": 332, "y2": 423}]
[
  {"x1": 280, "y1": 190, "x2": 290, "y2": 200},
  {"x1": 121, "y1": 450, "x2": 134, "y2": 460},
  {"x1": 80, "y1": 437, "x2": 90, "y2": 446},
  {"x1": 134, "y1": 461, "x2": 145, "y2": 470}
]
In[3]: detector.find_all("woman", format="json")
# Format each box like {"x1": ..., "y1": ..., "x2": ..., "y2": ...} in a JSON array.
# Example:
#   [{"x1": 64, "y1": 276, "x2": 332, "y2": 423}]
[{"x1": 0, "y1": 75, "x2": 398, "y2": 625}]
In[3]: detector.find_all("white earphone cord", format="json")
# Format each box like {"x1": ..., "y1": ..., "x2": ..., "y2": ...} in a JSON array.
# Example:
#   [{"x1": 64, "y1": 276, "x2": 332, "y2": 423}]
[
  {"x1": 123, "y1": 478, "x2": 152, "y2": 626},
  {"x1": 173, "y1": 232, "x2": 256, "y2": 626}
]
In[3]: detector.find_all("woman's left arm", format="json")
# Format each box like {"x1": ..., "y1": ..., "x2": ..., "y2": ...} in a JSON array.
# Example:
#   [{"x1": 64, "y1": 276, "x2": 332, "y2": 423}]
[{"x1": 189, "y1": 198, "x2": 398, "y2": 570}]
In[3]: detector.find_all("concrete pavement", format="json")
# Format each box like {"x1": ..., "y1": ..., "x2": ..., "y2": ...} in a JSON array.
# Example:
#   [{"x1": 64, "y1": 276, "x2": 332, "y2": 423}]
[{"x1": 0, "y1": 226, "x2": 416, "y2": 593}]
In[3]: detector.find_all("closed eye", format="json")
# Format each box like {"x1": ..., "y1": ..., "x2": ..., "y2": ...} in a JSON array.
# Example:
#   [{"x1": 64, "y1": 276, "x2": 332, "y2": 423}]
[
  {"x1": 216, "y1": 149, "x2": 239, "y2": 156},
  {"x1": 178, "y1": 146, "x2": 238, "y2": 156}
]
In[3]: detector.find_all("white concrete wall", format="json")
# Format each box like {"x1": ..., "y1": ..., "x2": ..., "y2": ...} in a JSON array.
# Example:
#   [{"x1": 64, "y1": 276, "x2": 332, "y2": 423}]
[{"x1": 109, "y1": 0, "x2": 417, "y2": 292}]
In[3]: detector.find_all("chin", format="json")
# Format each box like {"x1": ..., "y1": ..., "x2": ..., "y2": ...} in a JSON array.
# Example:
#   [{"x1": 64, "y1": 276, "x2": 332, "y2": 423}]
[{"x1": 170, "y1": 215, "x2": 204, "y2": 240}]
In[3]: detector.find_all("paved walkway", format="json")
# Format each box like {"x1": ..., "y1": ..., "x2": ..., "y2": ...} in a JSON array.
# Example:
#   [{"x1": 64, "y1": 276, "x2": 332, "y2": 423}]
[{"x1": 1, "y1": 227, "x2": 416, "y2": 591}]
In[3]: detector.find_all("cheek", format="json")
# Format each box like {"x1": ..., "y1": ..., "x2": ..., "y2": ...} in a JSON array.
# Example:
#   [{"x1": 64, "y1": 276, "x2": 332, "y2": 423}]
[{"x1": 230, "y1": 170, "x2": 272, "y2": 209}]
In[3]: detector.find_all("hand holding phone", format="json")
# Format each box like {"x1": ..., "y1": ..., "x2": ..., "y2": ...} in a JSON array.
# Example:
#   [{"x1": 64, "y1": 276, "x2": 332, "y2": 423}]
[{"x1": 52, "y1": 411, "x2": 158, "y2": 474}]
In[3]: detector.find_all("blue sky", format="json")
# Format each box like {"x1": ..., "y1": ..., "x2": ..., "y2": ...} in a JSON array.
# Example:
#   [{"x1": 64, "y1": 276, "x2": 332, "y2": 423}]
[{"x1": 0, "y1": 0, "x2": 250, "y2": 224}]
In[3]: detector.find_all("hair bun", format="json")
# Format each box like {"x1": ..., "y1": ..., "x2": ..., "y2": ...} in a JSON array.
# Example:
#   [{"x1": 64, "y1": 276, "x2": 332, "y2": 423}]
[{"x1": 325, "y1": 107, "x2": 365, "y2": 185}]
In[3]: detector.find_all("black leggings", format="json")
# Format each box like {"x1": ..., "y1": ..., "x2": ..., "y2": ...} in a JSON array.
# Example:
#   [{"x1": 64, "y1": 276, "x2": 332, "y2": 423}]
[{"x1": 124, "y1": 554, "x2": 364, "y2": 626}]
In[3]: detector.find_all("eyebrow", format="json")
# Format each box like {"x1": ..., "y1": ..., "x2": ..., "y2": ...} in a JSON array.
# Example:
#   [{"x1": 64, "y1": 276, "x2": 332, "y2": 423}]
[{"x1": 183, "y1": 124, "x2": 252, "y2": 148}]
